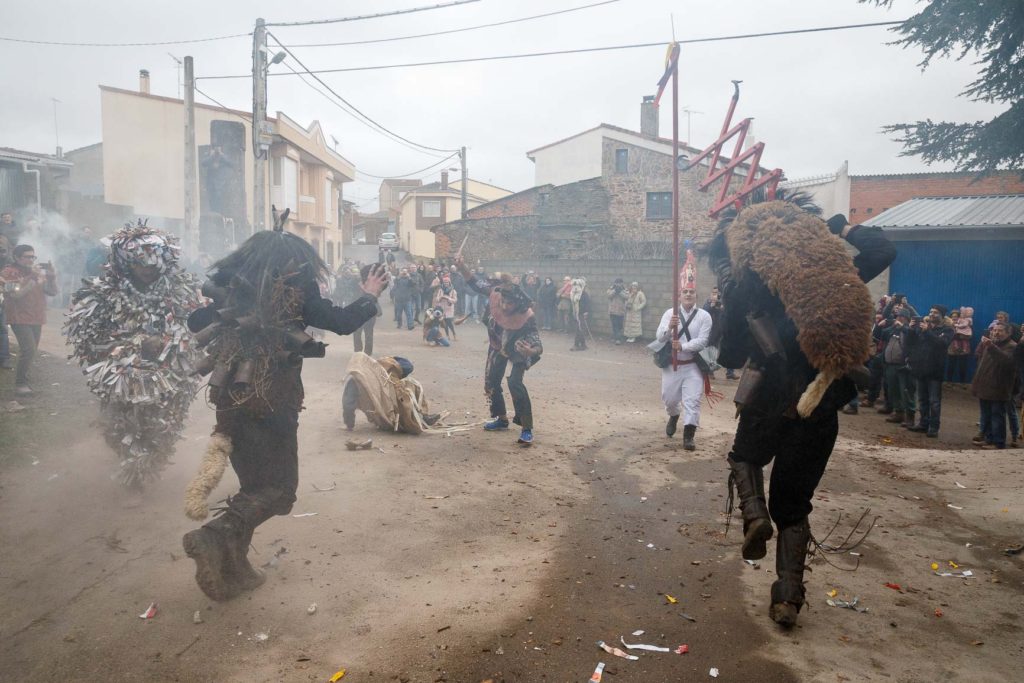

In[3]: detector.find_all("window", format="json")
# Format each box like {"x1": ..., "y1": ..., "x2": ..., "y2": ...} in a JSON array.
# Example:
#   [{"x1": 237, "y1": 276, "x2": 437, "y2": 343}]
[
  {"x1": 538, "y1": 192, "x2": 550, "y2": 206},
  {"x1": 866, "y1": 208, "x2": 873, "y2": 214},
  {"x1": 615, "y1": 148, "x2": 628, "y2": 173},
  {"x1": 646, "y1": 192, "x2": 673, "y2": 219},
  {"x1": 850, "y1": 208, "x2": 856, "y2": 215},
  {"x1": 422, "y1": 200, "x2": 441, "y2": 218}
]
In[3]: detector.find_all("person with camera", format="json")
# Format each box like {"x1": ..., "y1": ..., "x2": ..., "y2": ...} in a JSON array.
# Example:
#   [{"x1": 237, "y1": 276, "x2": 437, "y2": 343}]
[
  {"x1": 0, "y1": 244, "x2": 57, "y2": 394},
  {"x1": 972, "y1": 320, "x2": 1020, "y2": 449},
  {"x1": 879, "y1": 309, "x2": 917, "y2": 428},
  {"x1": 905, "y1": 306, "x2": 954, "y2": 437},
  {"x1": 607, "y1": 278, "x2": 628, "y2": 344}
]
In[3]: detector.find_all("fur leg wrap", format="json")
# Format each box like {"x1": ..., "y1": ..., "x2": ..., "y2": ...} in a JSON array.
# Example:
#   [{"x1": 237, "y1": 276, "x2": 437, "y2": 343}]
[
  {"x1": 796, "y1": 370, "x2": 838, "y2": 418},
  {"x1": 184, "y1": 432, "x2": 232, "y2": 520}
]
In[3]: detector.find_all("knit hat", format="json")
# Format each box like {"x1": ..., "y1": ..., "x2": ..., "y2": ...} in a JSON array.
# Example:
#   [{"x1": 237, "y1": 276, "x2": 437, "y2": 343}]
[
  {"x1": 930, "y1": 304, "x2": 948, "y2": 316},
  {"x1": 895, "y1": 309, "x2": 912, "y2": 321}
]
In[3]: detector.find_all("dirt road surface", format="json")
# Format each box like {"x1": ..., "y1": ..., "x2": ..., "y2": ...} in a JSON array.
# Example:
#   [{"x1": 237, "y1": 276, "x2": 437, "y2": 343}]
[{"x1": 1, "y1": 313, "x2": 1021, "y2": 682}]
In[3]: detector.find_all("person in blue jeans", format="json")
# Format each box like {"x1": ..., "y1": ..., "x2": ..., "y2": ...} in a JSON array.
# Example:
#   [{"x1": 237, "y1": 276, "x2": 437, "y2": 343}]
[
  {"x1": 391, "y1": 268, "x2": 416, "y2": 330},
  {"x1": 905, "y1": 306, "x2": 954, "y2": 437}
]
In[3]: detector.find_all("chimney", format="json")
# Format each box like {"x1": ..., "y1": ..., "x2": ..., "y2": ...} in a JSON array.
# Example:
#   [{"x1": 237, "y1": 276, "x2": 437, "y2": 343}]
[
  {"x1": 440, "y1": 170, "x2": 449, "y2": 190},
  {"x1": 641, "y1": 95, "x2": 658, "y2": 138},
  {"x1": 139, "y1": 69, "x2": 150, "y2": 94}
]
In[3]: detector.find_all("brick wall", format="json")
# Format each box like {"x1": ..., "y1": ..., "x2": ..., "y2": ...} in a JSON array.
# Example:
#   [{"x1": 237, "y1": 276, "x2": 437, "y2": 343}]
[
  {"x1": 477, "y1": 257, "x2": 718, "y2": 339},
  {"x1": 850, "y1": 171, "x2": 1024, "y2": 223}
]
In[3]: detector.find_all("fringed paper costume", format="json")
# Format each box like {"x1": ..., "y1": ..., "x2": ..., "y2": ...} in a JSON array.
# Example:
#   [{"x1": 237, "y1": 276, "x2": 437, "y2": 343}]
[{"x1": 65, "y1": 221, "x2": 203, "y2": 489}]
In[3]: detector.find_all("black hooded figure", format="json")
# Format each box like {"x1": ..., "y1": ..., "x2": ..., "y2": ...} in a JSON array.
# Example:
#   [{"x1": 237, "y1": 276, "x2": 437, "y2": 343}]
[
  {"x1": 708, "y1": 194, "x2": 895, "y2": 627},
  {"x1": 182, "y1": 209, "x2": 388, "y2": 601}
]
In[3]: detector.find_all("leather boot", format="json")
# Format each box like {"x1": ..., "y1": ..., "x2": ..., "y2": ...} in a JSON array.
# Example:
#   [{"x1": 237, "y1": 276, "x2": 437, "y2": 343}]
[
  {"x1": 769, "y1": 518, "x2": 811, "y2": 628},
  {"x1": 885, "y1": 410, "x2": 904, "y2": 423},
  {"x1": 682, "y1": 424, "x2": 696, "y2": 451},
  {"x1": 231, "y1": 523, "x2": 266, "y2": 592},
  {"x1": 728, "y1": 459, "x2": 773, "y2": 560},
  {"x1": 183, "y1": 523, "x2": 243, "y2": 602},
  {"x1": 665, "y1": 415, "x2": 679, "y2": 437}
]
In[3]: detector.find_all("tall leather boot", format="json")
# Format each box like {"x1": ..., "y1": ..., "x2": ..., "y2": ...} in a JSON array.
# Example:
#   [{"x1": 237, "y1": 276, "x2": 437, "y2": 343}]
[
  {"x1": 728, "y1": 458, "x2": 773, "y2": 560},
  {"x1": 682, "y1": 424, "x2": 696, "y2": 451},
  {"x1": 769, "y1": 518, "x2": 811, "y2": 627},
  {"x1": 231, "y1": 523, "x2": 266, "y2": 591},
  {"x1": 220, "y1": 491, "x2": 277, "y2": 592},
  {"x1": 183, "y1": 520, "x2": 244, "y2": 602}
]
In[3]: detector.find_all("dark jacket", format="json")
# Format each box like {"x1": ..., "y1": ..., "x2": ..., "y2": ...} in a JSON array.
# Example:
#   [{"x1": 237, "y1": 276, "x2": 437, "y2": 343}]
[
  {"x1": 971, "y1": 338, "x2": 1019, "y2": 401},
  {"x1": 704, "y1": 299, "x2": 725, "y2": 347},
  {"x1": 906, "y1": 323, "x2": 954, "y2": 380},
  {"x1": 538, "y1": 282, "x2": 557, "y2": 307},
  {"x1": 392, "y1": 276, "x2": 416, "y2": 303}
]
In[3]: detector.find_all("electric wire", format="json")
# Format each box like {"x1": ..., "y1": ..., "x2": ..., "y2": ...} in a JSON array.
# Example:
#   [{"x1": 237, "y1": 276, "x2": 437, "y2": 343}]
[
  {"x1": 0, "y1": 32, "x2": 250, "y2": 47},
  {"x1": 286, "y1": 0, "x2": 621, "y2": 48},
  {"x1": 193, "y1": 85, "x2": 252, "y2": 124},
  {"x1": 265, "y1": 0, "x2": 482, "y2": 27},
  {"x1": 268, "y1": 32, "x2": 460, "y2": 155},
  {"x1": 200, "y1": 21, "x2": 906, "y2": 80},
  {"x1": 270, "y1": 41, "x2": 453, "y2": 159},
  {"x1": 355, "y1": 151, "x2": 460, "y2": 180}
]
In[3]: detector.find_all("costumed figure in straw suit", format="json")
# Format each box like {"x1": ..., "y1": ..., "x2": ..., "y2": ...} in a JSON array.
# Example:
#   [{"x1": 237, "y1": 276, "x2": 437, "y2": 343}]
[
  {"x1": 709, "y1": 194, "x2": 895, "y2": 626},
  {"x1": 181, "y1": 208, "x2": 388, "y2": 601}
]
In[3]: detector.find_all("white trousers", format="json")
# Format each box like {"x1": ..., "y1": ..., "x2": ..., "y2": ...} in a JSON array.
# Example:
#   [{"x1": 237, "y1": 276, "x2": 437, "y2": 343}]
[{"x1": 661, "y1": 362, "x2": 703, "y2": 426}]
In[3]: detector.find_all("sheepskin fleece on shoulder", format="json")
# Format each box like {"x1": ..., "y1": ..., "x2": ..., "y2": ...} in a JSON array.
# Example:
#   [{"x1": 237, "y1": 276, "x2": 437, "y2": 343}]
[{"x1": 726, "y1": 201, "x2": 873, "y2": 376}]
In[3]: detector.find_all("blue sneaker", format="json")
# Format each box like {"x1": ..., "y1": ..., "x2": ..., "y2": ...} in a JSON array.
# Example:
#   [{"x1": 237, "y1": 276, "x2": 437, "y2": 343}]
[
  {"x1": 484, "y1": 418, "x2": 509, "y2": 431},
  {"x1": 517, "y1": 429, "x2": 533, "y2": 445}
]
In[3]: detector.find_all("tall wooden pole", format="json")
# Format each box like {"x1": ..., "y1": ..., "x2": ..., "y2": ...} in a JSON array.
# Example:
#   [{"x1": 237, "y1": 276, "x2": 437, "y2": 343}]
[{"x1": 670, "y1": 61, "x2": 680, "y2": 370}]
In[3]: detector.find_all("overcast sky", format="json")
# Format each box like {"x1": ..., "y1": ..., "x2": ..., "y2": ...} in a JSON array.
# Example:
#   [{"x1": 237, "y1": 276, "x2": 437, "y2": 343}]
[{"x1": 1, "y1": 0, "x2": 1003, "y2": 212}]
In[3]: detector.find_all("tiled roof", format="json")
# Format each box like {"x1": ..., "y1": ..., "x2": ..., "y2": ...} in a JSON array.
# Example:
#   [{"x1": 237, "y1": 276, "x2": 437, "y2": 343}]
[{"x1": 863, "y1": 195, "x2": 1024, "y2": 230}]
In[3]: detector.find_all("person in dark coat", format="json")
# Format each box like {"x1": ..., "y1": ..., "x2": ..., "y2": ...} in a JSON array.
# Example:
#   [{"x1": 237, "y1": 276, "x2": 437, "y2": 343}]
[
  {"x1": 182, "y1": 217, "x2": 387, "y2": 602},
  {"x1": 392, "y1": 268, "x2": 416, "y2": 330},
  {"x1": 537, "y1": 277, "x2": 557, "y2": 331},
  {"x1": 905, "y1": 305, "x2": 954, "y2": 437},
  {"x1": 710, "y1": 205, "x2": 895, "y2": 628},
  {"x1": 971, "y1": 320, "x2": 1019, "y2": 449}
]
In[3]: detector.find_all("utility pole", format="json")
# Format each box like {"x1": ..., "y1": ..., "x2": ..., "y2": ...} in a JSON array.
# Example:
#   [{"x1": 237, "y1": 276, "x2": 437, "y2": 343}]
[
  {"x1": 252, "y1": 18, "x2": 269, "y2": 232},
  {"x1": 51, "y1": 98, "x2": 61, "y2": 156},
  {"x1": 184, "y1": 56, "x2": 199, "y2": 260},
  {"x1": 459, "y1": 146, "x2": 467, "y2": 219}
]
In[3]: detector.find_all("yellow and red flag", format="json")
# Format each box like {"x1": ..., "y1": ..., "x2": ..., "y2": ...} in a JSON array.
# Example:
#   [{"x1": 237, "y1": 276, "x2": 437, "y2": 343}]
[{"x1": 654, "y1": 42, "x2": 680, "y2": 107}]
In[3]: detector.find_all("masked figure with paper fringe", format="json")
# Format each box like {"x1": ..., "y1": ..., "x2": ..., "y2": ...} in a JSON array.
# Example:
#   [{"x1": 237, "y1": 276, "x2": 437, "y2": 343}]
[
  {"x1": 65, "y1": 221, "x2": 203, "y2": 490},
  {"x1": 709, "y1": 195, "x2": 895, "y2": 627},
  {"x1": 181, "y1": 208, "x2": 388, "y2": 602}
]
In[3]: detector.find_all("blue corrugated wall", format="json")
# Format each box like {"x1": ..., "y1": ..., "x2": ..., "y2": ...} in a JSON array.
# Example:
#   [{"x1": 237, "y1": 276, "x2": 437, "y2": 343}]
[{"x1": 889, "y1": 239, "x2": 1024, "y2": 376}]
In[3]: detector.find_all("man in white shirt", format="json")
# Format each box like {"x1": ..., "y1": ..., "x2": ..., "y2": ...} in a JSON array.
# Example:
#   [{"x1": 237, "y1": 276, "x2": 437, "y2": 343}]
[{"x1": 656, "y1": 286, "x2": 713, "y2": 450}]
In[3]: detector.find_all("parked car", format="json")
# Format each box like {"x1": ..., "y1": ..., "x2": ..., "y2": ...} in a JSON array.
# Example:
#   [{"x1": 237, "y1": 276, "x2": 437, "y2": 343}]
[{"x1": 378, "y1": 232, "x2": 399, "y2": 250}]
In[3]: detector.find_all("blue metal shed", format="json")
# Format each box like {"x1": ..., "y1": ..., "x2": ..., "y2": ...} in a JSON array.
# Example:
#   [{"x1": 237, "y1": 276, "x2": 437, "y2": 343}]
[{"x1": 864, "y1": 195, "x2": 1024, "y2": 376}]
